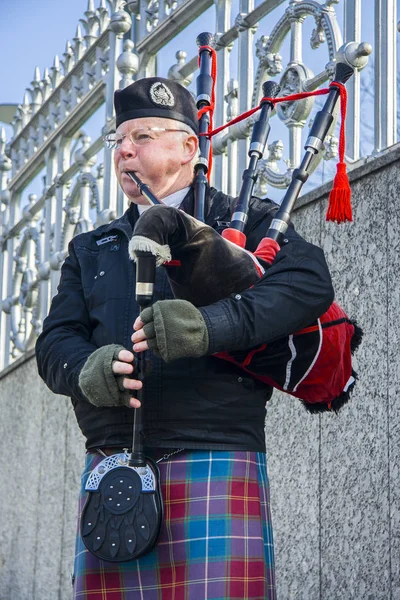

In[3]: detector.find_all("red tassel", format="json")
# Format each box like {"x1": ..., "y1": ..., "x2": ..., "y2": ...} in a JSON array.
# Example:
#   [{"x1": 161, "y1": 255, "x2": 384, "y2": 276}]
[
  {"x1": 326, "y1": 162, "x2": 352, "y2": 223},
  {"x1": 326, "y1": 82, "x2": 352, "y2": 223}
]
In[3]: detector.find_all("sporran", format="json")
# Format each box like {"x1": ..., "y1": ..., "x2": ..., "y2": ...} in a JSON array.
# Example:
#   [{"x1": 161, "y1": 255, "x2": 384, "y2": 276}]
[{"x1": 80, "y1": 451, "x2": 163, "y2": 562}]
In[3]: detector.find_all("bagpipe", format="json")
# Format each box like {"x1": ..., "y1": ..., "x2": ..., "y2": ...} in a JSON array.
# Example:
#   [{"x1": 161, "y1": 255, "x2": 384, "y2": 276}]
[{"x1": 129, "y1": 32, "x2": 363, "y2": 414}]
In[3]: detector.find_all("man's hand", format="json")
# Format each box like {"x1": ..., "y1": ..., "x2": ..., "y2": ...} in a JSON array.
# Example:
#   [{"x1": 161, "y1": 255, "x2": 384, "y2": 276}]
[
  {"x1": 132, "y1": 299, "x2": 209, "y2": 362},
  {"x1": 79, "y1": 344, "x2": 142, "y2": 408},
  {"x1": 131, "y1": 319, "x2": 148, "y2": 353},
  {"x1": 112, "y1": 349, "x2": 142, "y2": 408}
]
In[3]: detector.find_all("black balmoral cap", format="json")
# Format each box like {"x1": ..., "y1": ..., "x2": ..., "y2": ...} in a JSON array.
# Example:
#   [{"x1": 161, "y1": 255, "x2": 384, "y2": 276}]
[{"x1": 114, "y1": 77, "x2": 198, "y2": 133}]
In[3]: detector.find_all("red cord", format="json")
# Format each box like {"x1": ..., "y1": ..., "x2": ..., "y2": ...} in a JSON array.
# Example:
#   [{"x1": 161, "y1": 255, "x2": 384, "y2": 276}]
[
  {"x1": 329, "y1": 82, "x2": 347, "y2": 165},
  {"x1": 200, "y1": 88, "x2": 330, "y2": 139}
]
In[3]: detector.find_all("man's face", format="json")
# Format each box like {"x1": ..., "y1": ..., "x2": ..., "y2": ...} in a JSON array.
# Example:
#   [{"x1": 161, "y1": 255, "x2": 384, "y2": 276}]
[{"x1": 113, "y1": 117, "x2": 198, "y2": 204}]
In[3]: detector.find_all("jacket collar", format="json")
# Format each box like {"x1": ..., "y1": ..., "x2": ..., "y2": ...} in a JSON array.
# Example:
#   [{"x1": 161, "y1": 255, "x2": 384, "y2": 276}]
[
  {"x1": 98, "y1": 202, "x2": 139, "y2": 240},
  {"x1": 179, "y1": 186, "x2": 233, "y2": 225},
  {"x1": 99, "y1": 185, "x2": 233, "y2": 239}
]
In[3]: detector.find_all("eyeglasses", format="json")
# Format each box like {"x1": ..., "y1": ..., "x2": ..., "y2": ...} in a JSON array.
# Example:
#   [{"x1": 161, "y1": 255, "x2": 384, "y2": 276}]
[{"x1": 104, "y1": 127, "x2": 189, "y2": 150}]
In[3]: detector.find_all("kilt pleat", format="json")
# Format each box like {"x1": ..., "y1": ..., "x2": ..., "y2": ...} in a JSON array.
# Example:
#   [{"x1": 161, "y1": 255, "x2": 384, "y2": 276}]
[{"x1": 73, "y1": 450, "x2": 276, "y2": 600}]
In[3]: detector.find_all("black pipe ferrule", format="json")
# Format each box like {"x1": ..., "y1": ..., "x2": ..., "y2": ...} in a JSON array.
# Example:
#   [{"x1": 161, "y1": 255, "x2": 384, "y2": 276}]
[
  {"x1": 242, "y1": 167, "x2": 257, "y2": 182},
  {"x1": 292, "y1": 167, "x2": 309, "y2": 184},
  {"x1": 262, "y1": 80, "x2": 281, "y2": 102},
  {"x1": 334, "y1": 62, "x2": 355, "y2": 85},
  {"x1": 251, "y1": 118, "x2": 271, "y2": 152},
  {"x1": 197, "y1": 32, "x2": 214, "y2": 48},
  {"x1": 129, "y1": 450, "x2": 146, "y2": 467},
  {"x1": 309, "y1": 110, "x2": 334, "y2": 143},
  {"x1": 197, "y1": 73, "x2": 213, "y2": 104}
]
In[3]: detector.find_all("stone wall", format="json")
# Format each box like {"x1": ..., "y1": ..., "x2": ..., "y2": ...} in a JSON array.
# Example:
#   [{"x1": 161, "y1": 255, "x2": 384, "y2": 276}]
[
  {"x1": 265, "y1": 143, "x2": 400, "y2": 599},
  {"x1": 0, "y1": 145, "x2": 399, "y2": 599},
  {"x1": 0, "y1": 352, "x2": 85, "y2": 600}
]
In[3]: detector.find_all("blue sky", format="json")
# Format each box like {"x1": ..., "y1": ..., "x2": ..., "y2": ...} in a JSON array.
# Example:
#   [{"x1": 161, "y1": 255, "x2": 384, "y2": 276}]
[
  {"x1": 0, "y1": 0, "x2": 92, "y2": 106},
  {"x1": 0, "y1": 0, "x2": 93, "y2": 142}
]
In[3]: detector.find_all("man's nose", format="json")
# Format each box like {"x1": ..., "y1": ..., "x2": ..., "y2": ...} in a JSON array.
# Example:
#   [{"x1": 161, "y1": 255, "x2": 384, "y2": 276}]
[{"x1": 118, "y1": 137, "x2": 137, "y2": 158}]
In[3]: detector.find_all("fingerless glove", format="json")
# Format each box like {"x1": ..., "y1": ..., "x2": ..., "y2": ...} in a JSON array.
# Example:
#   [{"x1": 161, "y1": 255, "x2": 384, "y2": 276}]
[
  {"x1": 78, "y1": 344, "x2": 131, "y2": 407},
  {"x1": 140, "y1": 300, "x2": 209, "y2": 362}
]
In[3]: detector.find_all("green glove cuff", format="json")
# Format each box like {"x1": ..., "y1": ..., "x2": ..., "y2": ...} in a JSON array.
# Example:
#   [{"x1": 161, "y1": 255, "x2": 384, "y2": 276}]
[
  {"x1": 141, "y1": 299, "x2": 209, "y2": 362},
  {"x1": 78, "y1": 344, "x2": 131, "y2": 407}
]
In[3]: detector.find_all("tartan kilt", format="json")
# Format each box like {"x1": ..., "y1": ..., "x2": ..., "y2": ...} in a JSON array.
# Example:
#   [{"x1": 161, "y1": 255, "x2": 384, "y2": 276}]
[{"x1": 73, "y1": 449, "x2": 276, "y2": 599}]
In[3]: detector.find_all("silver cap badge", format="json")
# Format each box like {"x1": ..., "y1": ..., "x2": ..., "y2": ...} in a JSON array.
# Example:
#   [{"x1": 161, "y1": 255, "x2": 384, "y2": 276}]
[{"x1": 149, "y1": 82, "x2": 175, "y2": 107}]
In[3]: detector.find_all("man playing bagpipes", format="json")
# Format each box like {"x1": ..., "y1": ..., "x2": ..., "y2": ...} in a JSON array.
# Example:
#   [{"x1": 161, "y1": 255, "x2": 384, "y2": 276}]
[{"x1": 36, "y1": 70, "x2": 346, "y2": 598}]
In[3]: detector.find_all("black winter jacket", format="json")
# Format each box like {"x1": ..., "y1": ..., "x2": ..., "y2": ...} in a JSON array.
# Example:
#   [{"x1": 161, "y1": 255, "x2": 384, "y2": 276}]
[{"x1": 35, "y1": 187, "x2": 334, "y2": 452}]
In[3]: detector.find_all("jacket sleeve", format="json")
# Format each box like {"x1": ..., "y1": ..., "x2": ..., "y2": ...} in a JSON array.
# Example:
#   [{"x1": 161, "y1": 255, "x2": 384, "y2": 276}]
[
  {"x1": 35, "y1": 240, "x2": 98, "y2": 401},
  {"x1": 199, "y1": 223, "x2": 335, "y2": 354}
]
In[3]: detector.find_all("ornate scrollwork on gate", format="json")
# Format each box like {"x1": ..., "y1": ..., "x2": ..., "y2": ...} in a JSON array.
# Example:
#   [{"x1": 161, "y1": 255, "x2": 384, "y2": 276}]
[
  {"x1": 252, "y1": 0, "x2": 344, "y2": 191},
  {"x1": 7, "y1": 197, "x2": 42, "y2": 356},
  {"x1": 146, "y1": 0, "x2": 159, "y2": 32},
  {"x1": 61, "y1": 136, "x2": 106, "y2": 247}
]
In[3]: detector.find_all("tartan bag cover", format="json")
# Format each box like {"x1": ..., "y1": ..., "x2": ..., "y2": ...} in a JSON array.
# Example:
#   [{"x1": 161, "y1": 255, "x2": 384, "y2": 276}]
[{"x1": 73, "y1": 449, "x2": 275, "y2": 600}]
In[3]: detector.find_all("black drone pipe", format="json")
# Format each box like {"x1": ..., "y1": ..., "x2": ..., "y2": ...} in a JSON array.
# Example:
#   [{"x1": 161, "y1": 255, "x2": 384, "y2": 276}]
[
  {"x1": 127, "y1": 171, "x2": 162, "y2": 207},
  {"x1": 264, "y1": 62, "x2": 354, "y2": 245},
  {"x1": 222, "y1": 80, "x2": 281, "y2": 248},
  {"x1": 128, "y1": 251, "x2": 157, "y2": 467},
  {"x1": 194, "y1": 32, "x2": 215, "y2": 222}
]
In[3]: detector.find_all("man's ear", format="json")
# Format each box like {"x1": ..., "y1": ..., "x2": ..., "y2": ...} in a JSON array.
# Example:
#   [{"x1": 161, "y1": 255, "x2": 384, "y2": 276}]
[{"x1": 181, "y1": 133, "x2": 199, "y2": 165}]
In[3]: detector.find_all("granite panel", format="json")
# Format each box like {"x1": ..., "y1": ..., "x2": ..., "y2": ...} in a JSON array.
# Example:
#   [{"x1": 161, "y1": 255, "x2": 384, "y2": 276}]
[
  {"x1": 265, "y1": 197, "x2": 323, "y2": 600},
  {"x1": 32, "y1": 385, "x2": 70, "y2": 599},
  {"x1": 292, "y1": 190, "x2": 324, "y2": 248},
  {"x1": 59, "y1": 407, "x2": 86, "y2": 600},
  {"x1": 0, "y1": 357, "x2": 44, "y2": 600},
  {"x1": 0, "y1": 356, "x2": 84, "y2": 600},
  {"x1": 319, "y1": 167, "x2": 391, "y2": 599},
  {"x1": 387, "y1": 159, "x2": 400, "y2": 600},
  {"x1": 265, "y1": 393, "x2": 321, "y2": 600}
]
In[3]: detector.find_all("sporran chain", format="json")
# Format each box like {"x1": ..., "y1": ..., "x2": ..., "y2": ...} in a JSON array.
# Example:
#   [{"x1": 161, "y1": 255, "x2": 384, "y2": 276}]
[{"x1": 95, "y1": 447, "x2": 184, "y2": 463}]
